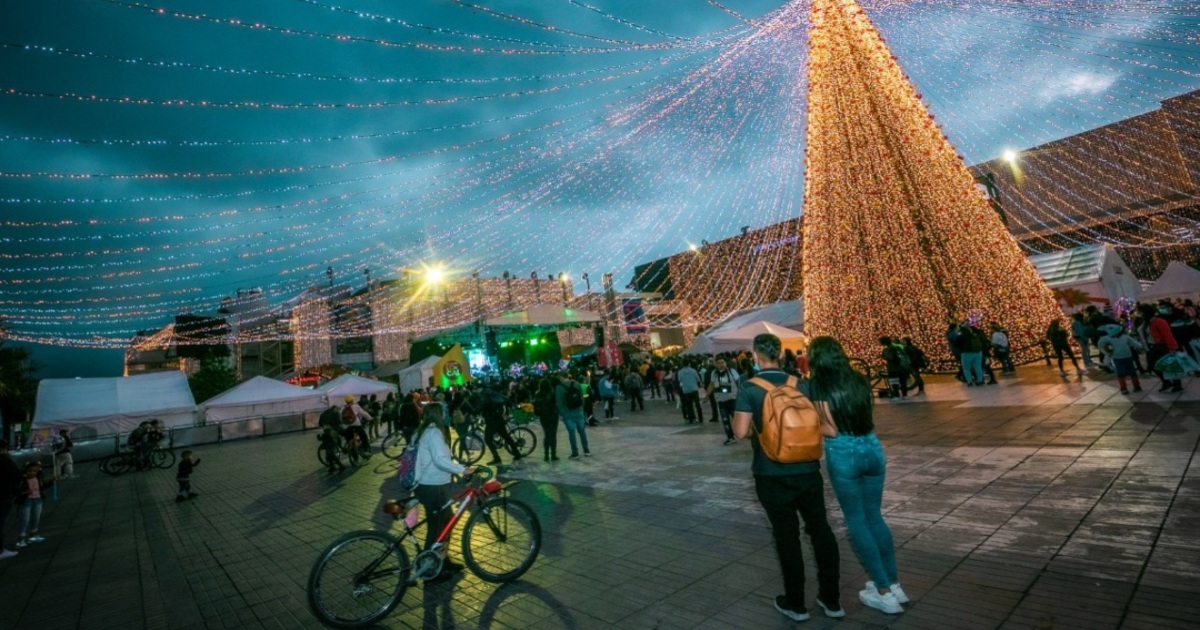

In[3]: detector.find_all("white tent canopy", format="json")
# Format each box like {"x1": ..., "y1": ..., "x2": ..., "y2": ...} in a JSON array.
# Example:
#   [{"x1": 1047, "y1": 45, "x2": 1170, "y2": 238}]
[
  {"x1": 32, "y1": 371, "x2": 197, "y2": 436},
  {"x1": 201, "y1": 376, "x2": 327, "y2": 423},
  {"x1": 1140, "y1": 261, "x2": 1200, "y2": 302},
  {"x1": 685, "y1": 321, "x2": 807, "y2": 355},
  {"x1": 1027, "y1": 244, "x2": 1142, "y2": 311},
  {"x1": 484, "y1": 304, "x2": 603, "y2": 327},
  {"x1": 397, "y1": 355, "x2": 440, "y2": 393},
  {"x1": 317, "y1": 373, "x2": 397, "y2": 404},
  {"x1": 704, "y1": 299, "x2": 805, "y2": 338}
]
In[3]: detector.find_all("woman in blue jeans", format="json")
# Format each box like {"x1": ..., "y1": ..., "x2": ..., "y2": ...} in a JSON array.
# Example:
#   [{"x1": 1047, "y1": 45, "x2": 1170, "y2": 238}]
[{"x1": 808, "y1": 336, "x2": 909, "y2": 614}]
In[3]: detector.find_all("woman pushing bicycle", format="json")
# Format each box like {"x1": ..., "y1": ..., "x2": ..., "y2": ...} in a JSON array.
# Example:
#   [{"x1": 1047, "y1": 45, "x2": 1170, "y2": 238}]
[{"x1": 413, "y1": 403, "x2": 476, "y2": 583}]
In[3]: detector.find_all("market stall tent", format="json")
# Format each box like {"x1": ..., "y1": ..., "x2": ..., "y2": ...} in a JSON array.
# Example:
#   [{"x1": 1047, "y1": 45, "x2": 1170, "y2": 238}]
[
  {"x1": 201, "y1": 375, "x2": 327, "y2": 423},
  {"x1": 708, "y1": 321, "x2": 808, "y2": 354},
  {"x1": 1027, "y1": 244, "x2": 1142, "y2": 312},
  {"x1": 1139, "y1": 261, "x2": 1200, "y2": 302},
  {"x1": 396, "y1": 355, "x2": 440, "y2": 393},
  {"x1": 317, "y1": 373, "x2": 397, "y2": 404},
  {"x1": 32, "y1": 371, "x2": 197, "y2": 436}
]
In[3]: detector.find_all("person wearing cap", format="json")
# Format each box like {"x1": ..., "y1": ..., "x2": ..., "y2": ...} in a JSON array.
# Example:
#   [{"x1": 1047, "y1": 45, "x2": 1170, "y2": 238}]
[
  {"x1": 1098, "y1": 323, "x2": 1144, "y2": 394},
  {"x1": 341, "y1": 395, "x2": 373, "y2": 456}
]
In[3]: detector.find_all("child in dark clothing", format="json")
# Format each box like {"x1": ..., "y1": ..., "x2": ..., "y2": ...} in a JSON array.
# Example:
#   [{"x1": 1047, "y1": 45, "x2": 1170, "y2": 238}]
[{"x1": 176, "y1": 451, "x2": 200, "y2": 502}]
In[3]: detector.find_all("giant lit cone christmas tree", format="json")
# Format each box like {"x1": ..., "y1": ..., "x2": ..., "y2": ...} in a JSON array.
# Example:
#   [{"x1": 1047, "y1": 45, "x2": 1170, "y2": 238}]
[{"x1": 801, "y1": 0, "x2": 1063, "y2": 367}]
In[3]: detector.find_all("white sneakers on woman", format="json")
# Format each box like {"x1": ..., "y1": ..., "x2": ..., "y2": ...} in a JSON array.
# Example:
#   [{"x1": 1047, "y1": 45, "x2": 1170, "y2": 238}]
[{"x1": 860, "y1": 581, "x2": 908, "y2": 613}]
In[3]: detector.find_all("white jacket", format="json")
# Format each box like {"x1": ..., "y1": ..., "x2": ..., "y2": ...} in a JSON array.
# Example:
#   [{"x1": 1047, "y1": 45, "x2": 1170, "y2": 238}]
[{"x1": 414, "y1": 426, "x2": 465, "y2": 486}]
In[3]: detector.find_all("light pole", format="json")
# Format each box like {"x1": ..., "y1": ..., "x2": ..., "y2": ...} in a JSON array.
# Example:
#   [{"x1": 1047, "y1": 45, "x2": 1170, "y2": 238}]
[
  {"x1": 531, "y1": 271, "x2": 540, "y2": 303},
  {"x1": 326, "y1": 266, "x2": 334, "y2": 287},
  {"x1": 559, "y1": 273, "x2": 569, "y2": 306}
]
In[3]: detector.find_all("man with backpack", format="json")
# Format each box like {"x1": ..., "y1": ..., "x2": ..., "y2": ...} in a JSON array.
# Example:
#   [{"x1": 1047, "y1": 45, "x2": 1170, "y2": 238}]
[
  {"x1": 732, "y1": 333, "x2": 842, "y2": 623},
  {"x1": 705, "y1": 358, "x2": 740, "y2": 445},
  {"x1": 623, "y1": 369, "x2": 645, "y2": 413}
]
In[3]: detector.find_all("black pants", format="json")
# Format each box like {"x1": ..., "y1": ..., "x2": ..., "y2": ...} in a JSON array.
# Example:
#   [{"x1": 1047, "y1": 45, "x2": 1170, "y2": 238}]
[
  {"x1": 910, "y1": 368, "x2": 926, "y2": 392},
  {"x1": 415, "y1": 483, "x2": 454, "y2": 553},
  {"x1": 648, "y1": 380, "x2": 660, "y2": 398},
  {"x1": 603, "y1": 397, "x2": 615, "y2": 419},
  {"x1": 754, "y1": 473, "x2": 841, "y2": 611},
  {"x1": 628, "y1": 387, "x2": 644, "y2": 411},
  {"x1": 680, "y1": 392, "x2": 702, "y2": 423},
  {"x1": 0, "y1": 499, "x2": 11, "y2": 550},
  {"x1": 583, "y1": 398, "x2": 595, "y2": 421},
  {"x1": 888, "y1": 369, "x2": 909, "y2": 397},
  {"x1": 538, "y1": 415, "x2": 559, "y2": 459},
  {"x1": 1053, "y1": 345, "x2": 1080, "y2": 371},
  {"x1": 717, "y1": 400, "x2": 735, "y2": 439},
  {"x1": 995, "y1": 349, "x2": 1015, "y2": 373},
  {"x1": 707, "y1": 393, "x2": 718, "y2": 422},
  {"x1": 484, "y1": 420, "x2": 518, "y2": 462}
]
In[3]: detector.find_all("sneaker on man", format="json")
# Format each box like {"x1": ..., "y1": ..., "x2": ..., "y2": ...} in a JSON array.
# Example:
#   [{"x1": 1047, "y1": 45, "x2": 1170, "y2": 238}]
[
  {"x1": 28, "y1": 536, "x2": 45, "y2": 543},
  {"x1": 0, "y1": 549, "x2": 17, "y2": 560},
  {"x1": 1120, "y1": 388, "x2": 1130, "y2": 395},
  {"x1": 15, "y1": 540, "x2": 28, "y2": 549},
  {"x1": 859, "y1": 587, "x2": 903, "y2": 614},
  {"x1": 723, "y1": 438, "x2": 735, "y2": 446},
  {"x1": 817, "y1": 598, "x2": 846, "y2": 618},
  {"x1": 773, "y1": 596, "x2": 810, "y2": 622},
  {"x1": 866, "y1": 581, "x2": 909, "y2": 604}
]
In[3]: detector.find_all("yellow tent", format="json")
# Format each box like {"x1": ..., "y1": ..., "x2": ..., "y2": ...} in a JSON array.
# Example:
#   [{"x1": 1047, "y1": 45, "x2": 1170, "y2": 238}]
[{"x1": 433, "y1": 344, "x2": 473, "y2": 387}]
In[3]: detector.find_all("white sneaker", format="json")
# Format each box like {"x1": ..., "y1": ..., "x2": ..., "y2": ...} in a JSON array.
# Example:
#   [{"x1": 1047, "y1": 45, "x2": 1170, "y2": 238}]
[
  {"x1": 15, "y1": 540, "x2": 28, "y2": 549},
  {"x1": 0, "y1": 549, "x2": 17, "y2": 560},
  {"x1": 866, "y1": 581, "x2": 909, "y2": 604},
  {"x1": 817, "y1": 598, "x2": 846, "y2": 618},
  {"x1": 859, "y1": 587, "x2": 903, "y2": 614}
]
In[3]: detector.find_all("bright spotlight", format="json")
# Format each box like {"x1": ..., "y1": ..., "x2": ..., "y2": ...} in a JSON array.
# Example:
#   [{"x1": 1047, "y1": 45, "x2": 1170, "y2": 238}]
[
  {"x1": 424, "y1": 265, "x2": 445, "y2": 284},
  {"x1": 1002, "y1": 149, "x2": 1018, "y2": 163}
]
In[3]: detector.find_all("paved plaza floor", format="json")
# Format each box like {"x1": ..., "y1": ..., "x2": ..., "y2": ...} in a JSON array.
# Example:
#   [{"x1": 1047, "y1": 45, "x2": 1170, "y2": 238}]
[{"x1": 2, "y1": 365, "x2": 1198, "y2": 630}]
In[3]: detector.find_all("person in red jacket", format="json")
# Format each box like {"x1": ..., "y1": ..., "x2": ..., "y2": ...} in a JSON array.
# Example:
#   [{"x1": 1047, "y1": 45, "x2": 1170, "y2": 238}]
[{"x1": 1143, "y1": 303, "x2": 1182, "y2": 393}]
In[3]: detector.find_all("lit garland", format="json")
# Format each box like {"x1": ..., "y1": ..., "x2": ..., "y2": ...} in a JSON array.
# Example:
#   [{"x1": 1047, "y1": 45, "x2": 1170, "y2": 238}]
[
  {"x1": 3, "y1": 0, "x2": 1200, "y2": 350},
  {"x1": 801, "y1": 0, "x2": 1065, "y2": 366}
]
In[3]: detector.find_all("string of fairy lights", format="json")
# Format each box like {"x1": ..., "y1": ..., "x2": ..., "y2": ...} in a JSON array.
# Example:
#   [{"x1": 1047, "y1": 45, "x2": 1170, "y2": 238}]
[{"x1": 1, "y1": 0, "x2": 1199, "y2": 350}]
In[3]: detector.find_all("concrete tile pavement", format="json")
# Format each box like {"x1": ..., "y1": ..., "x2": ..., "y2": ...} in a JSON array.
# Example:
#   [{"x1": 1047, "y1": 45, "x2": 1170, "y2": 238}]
[{"x1": 1, "y1": 362, "x2": 1198, "y2": 629}]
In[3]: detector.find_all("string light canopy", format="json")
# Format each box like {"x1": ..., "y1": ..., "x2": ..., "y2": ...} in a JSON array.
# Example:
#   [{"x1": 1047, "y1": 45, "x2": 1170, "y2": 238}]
[
  {"x1": 801, "y1": 0, "x2": 1064, "y2": 366},
  {"x1": 1, "y1": 0, "x2": 1198, "y2": 348}
]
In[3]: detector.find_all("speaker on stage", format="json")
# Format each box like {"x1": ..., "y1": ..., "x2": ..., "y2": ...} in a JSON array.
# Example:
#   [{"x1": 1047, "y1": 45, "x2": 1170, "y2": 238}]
[{"x1": 485, "y1": 329, "x2": 499, "y2": 357}]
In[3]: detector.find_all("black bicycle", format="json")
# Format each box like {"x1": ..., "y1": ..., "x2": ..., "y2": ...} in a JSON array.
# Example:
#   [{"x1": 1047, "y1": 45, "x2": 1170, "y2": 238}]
[{"x1": 100, "y1": 444, "x2": 175, "y2": 475}]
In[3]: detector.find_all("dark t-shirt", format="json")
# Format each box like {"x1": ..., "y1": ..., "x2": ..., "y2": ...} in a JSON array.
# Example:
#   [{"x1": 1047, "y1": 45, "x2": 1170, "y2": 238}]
[{"x1": 734, "y1": 369, "x2": 821, "y2": 477}]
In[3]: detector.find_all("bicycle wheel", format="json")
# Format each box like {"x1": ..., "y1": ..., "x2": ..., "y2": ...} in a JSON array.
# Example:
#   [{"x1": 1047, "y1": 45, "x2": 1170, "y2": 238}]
[
  {"x1": 508, "y1": 427, "x2": 537, "y2": 458},
  {"x1": 307, "y1": 530, "x2": 411, "y2": 630},
  {"x1": 462, "y1": 497, "x2": 541, "y2": 583},
  {"x1": 152, "y1": 448, "x2": 176, "y2": 469},
  {"x1": 317, "y1": 444, "x2": 343, "y2": 468},
  {"x1": 380, "y1": 432, "x2": 408, "y2": 460},
  {"x1": 453, "y1": 431, "x2": 486, "y2": 465},
  {"x1": 346, "y1": 443, "x2": 362, "y2": 466},
  {"x1": 100, "y1": 454, "x2": 129, "y2": 476}
]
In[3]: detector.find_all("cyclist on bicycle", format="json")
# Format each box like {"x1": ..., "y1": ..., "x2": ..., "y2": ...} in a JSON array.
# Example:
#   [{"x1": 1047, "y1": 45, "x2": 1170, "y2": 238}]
[
  {"x1": 318, "y1": 405, "x2": 345, "y2": 473},
  {"x1": 127, "y1": 421, "x2": 152, "y2": 470},
  {"x1": 472, "y1": 384, "x2": 522, "y2": 466},
  {"x1": 413, "y1": 404, "x2": 477, "y2": 583},
  {"x1": 341, "y1": 396, "x2": 373, "y2": 457}
]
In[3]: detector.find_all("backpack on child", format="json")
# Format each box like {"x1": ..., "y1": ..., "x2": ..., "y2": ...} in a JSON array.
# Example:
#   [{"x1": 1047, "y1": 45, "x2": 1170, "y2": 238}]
[
  {"x1": 748, "y1": 376, "x2": 823, "y2": 463},
  {"x1": 341, "y1": 405, "x2": 357, "y2": 424}
]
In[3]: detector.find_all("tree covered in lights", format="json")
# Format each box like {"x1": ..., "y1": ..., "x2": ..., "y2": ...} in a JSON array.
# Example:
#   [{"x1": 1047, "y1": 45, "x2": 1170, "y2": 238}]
[{"x1": 801, "y1": 0, "x2": 1064, "y2": 367}]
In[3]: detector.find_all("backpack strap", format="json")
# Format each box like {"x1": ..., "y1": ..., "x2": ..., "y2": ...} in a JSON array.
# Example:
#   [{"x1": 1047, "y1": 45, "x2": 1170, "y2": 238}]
[{"x1": 749, "y1": 377, "x2": 775, "y2": 392}]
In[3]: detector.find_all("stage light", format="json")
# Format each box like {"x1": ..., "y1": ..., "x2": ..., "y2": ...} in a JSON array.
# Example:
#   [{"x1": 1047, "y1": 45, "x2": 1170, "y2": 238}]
[{"x1": 1003, "y1": 149, "x2": 1018, "y2": 164}]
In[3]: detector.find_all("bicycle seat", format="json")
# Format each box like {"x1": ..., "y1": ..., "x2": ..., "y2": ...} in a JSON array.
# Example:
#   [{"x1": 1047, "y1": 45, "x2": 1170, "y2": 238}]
[{"x1": 382, "y1": 497, "x2": 418, "y2": 515}]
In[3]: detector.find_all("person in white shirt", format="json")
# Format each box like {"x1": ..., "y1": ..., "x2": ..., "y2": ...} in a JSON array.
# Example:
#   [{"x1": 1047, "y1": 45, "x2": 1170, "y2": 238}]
[
  {"x1": 414, "y1": 404, "x2": 476, "y2": 583},
  {"x1": 706, "y1": 358, "x2": 741, "y2": 445}
]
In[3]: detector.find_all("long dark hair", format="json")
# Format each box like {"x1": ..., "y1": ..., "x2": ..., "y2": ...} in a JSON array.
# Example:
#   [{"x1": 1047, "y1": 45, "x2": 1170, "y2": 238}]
[
  {"x1": 415, "y1": 403, "x2": 449, "y2": 444},
  {"x1": 806, "y1": 336, "x2": 873, "y2": 436}
]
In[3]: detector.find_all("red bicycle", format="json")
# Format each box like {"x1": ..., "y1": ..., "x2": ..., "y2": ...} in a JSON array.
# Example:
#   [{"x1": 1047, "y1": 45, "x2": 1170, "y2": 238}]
[{"x1": 306, "y1": 468, "x2": 542, "y2": 629}]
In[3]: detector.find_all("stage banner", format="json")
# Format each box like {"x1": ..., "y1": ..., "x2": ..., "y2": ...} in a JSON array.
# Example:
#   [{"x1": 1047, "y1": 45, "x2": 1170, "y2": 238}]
[{"x1": 622, "y1": 298, "x2": 648, "y2": 334}]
